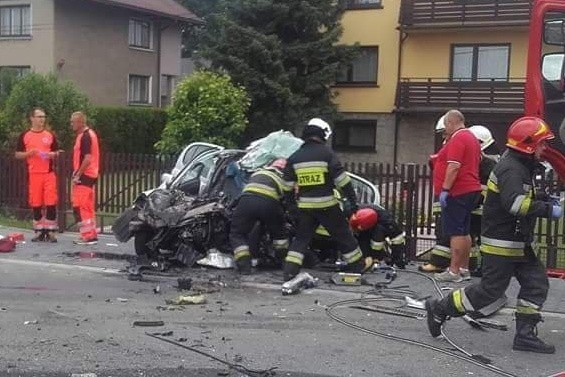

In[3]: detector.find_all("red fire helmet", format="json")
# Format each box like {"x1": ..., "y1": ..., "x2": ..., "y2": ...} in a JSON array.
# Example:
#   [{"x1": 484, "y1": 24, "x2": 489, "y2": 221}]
[
  {"x1": 506, "y1": 116, "x2": 555, "y2": 154},
  {"x1": 349, "y1": 208, "x2": 378, "y2": 231}
]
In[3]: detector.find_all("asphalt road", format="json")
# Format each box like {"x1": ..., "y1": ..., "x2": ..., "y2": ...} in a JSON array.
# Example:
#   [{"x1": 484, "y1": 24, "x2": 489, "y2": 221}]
[{"x1": 1, "y1": 226, "x2": 564, "y2": 377}]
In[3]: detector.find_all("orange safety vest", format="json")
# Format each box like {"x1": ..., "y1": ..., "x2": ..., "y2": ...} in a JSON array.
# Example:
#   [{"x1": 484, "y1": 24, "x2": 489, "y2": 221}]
[{"x1": 73, "y1": 128, "x2": 100, "y2": 180}]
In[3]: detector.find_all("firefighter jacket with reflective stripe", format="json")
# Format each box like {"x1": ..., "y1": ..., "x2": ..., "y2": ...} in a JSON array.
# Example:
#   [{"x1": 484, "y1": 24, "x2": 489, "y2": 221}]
[
  {"x1": 282, "y1": 139, "x2": 357, "y2": 209},
  {"x1": 481, "y1": 150, "x2": 552, "y2": 257},
  {"x1": 472, "y1": 154, "x2": 498, "y2": 215},
  {"x1": 242, "y1": 168, "x2": 285, "y2": 202},
  {"x1": 360, "y1": 204, "x2": 405, "y2": 251}
]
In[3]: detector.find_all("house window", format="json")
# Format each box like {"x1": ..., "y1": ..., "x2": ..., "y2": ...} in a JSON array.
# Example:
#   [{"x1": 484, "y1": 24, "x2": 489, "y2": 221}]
[
  {"x1": 336, "y1": 47, "x2": 378, "y2": 85},
  {"x1": 0, "y1": 66, "x2": 29, "y2": 98},
  {"x1": 345, "y1": 0, "x2": 382, "y2": 9},
  {"x1": 333, "y1": 121, "x2": 376, "y2": 151},
  {"x1": 0, "y1": 66, "x2": 30, "y2": 77},
  {"x1": 129, "y1": 19, "x2": 151, "y2": 49},
  {"x1": 451, "y1": 44, "x2": 510, "y2": 82},
  {"x1": 128, "y1": 75, "x2": 151, "y2": 105},
  {"x1": 0, "y1": 6, "x2": 31, "y2": 37}
]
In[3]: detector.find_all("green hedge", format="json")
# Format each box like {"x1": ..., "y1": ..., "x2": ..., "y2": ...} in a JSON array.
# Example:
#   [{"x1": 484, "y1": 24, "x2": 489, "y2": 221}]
[{"x1": 91, "y1": 107, "x2": 167, "y2": 154}]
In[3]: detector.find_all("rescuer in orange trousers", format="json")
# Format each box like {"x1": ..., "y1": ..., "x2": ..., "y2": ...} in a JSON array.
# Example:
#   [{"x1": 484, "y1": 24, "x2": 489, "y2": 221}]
[
  {"x1": 15, "y1": 107, "x2": 61, "y2": 242},
  {"x1": 70, "y1": 111, "x2": 100, "y2": 245}
]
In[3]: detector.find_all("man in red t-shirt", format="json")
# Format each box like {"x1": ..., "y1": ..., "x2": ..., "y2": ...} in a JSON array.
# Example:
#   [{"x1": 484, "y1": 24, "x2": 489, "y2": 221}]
[
  {"x1": 15, "y1": 108, "x2": 61, "y2": 242},
  {"x1": 70, "y1": 111, "x2": 100, "y2": 245},
  {"x1": 434, "y1": 110, "x2": 481, "y2": 282}
]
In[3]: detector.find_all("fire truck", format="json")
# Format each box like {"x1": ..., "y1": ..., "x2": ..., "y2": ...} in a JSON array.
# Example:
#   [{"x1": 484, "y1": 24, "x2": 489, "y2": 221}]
[{"x1": 526, "y1": 0, "x2": 565, "y2": 147}]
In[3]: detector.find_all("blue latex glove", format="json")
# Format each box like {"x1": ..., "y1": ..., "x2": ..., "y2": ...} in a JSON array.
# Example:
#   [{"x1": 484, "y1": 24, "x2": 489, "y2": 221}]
[
  {"x1": 551, "y1": 204, "x2": 562, "y2": 219},
  {"x1": 439, "y1": 190, "x2": 449, "y2": 208},
  {"x1": 39, "y1": 151, "x2": 48, "y2": 160}
]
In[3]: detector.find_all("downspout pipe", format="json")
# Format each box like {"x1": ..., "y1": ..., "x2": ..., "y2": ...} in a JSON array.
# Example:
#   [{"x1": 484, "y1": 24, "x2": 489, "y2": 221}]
[
  {"x1": 394, "y1": 27, "x2": 408, "y2": 166},
  {"x1": 157, "y1": 20, "x2": 176, "y2": 108}
]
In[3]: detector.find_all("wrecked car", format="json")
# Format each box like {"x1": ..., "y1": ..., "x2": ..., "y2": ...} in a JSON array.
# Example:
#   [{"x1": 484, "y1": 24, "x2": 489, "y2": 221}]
[{"x1": 112, "y1": 131, "x2": 380, "y2": 269}]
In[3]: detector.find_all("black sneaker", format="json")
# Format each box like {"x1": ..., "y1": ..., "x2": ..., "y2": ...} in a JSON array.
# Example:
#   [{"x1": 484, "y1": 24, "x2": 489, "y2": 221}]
[{"x1": 425, "y1": 298, "x2": 446, "y2": 338}]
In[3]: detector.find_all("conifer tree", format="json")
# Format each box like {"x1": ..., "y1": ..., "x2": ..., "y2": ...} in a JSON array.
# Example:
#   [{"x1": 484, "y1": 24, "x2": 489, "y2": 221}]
[{"x1": 183, "y1": 0, "x2": 356, "y2": 140}]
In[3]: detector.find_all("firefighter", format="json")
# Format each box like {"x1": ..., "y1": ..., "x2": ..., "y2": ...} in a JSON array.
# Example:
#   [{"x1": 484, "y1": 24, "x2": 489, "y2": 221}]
[
  {"x1": 425, "y1": 117, "x2": 559, "y2": 354},
  {"x1": 230, "y1": 159, "x2": 290, "y2": 274},
  {"x1": 350, "y1": 206, "x2": 407, "y2": 269},
  {"x1": 281, "y1": 118, "x2": 370, "y2": 281},
  {"x1": 467, "y1": 125, "x2": 500, "y2": 276},
  {"x1": 15, "y1": 108, "x2": 60, "y2": 242},
  {"x1": 70, "y1": 112, "x2": 100, "y2": 245},
  {"x1": 421, "y1": 115, "x2": 462, "y2": 273}
]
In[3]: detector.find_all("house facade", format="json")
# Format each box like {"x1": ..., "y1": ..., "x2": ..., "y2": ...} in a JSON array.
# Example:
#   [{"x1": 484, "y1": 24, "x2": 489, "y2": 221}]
[
  {"x1": 333, "y1": 0, "x2": 400, "y2": 165},
  {"x1": 0, "y1": 0, "x2": 200, "y2": 107},
  {"x1": 334, "y1": 0, "x2": 532, "y2": 165}
]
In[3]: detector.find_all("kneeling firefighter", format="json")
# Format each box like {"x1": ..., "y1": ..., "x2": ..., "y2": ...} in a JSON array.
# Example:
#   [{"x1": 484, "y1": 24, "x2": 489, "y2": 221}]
[
  {"x1": 230, "y1": 159, "x2": 290, "y2": 274},
  {"x1": 425, "y1": 117, "x2": 560, "y2": 354},
  {"x1": 281, "y1": 118, "x2": 371, "y2": 281},
  {"x1": 349, "y1": 206, "x2": 407, "y2": 269}
]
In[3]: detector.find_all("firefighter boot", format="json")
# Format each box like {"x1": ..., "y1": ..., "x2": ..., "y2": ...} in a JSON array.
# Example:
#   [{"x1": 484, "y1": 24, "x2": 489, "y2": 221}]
[
  {"x1": 236, "y1": 256, "x2": 252, "y2": 275},
  {"x1": 283, "y1": 261, "x2": 301, "y2": 282},
  {"x1": 390, "y1": 246, "x2": 406, "y2": 269},
  {"x1": 513, "y1": 313, "x2": 555, "y2": 354},
  {"x1": 347, "y1": 256, "x2": 373, "y2": 274},
  {"x1": 425, "y1": 298, "x2": 451, "y2": 337}
]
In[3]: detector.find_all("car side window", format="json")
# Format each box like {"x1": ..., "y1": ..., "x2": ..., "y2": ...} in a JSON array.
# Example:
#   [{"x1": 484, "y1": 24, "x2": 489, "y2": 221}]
[
  {"x1": 350, "y1": 175, "x2": 377, "y2": 205},
  {"x1": 183, "y1": 145, "x2": 207, "y2": 165},
  {"x1": 176, "y1": 164, "x2": 202, "y2": 186}
]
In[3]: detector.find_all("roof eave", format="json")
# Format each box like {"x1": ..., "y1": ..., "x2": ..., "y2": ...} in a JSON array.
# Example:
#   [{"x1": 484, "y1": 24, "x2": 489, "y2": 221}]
[{"x1": 87, "y1": 0, "x2": 204, "y2": 25}]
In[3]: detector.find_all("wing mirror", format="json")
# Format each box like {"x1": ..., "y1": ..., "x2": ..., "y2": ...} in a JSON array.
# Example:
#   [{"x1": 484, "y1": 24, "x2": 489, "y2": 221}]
[{"x1": 545, "y1": 18, "x2": 565, "y2": 46}]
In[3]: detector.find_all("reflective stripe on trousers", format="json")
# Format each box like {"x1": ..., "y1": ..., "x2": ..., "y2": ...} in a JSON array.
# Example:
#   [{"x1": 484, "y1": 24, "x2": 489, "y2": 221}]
[
  {"x1": 233, "y1": 245, "x2": 251, "y2": 260},
  {"x1": 285, "y1": 251, "x2": 304, "y2": 266}
]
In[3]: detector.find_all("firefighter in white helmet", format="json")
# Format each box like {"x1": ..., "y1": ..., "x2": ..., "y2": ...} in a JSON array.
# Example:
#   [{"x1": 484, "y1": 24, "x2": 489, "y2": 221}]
[{"x1": 281, "y1": 118, "x2": 371, "y2": 281}]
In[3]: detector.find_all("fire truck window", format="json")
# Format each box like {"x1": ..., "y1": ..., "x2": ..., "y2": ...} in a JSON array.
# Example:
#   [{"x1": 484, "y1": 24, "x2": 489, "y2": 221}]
[{"x1": 542, "y1": 54, "x2": 564, "y2": 81}]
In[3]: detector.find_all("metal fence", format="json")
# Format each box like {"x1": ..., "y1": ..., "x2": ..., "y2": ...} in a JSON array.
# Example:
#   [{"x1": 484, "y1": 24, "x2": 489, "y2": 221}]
[
  {"x1": 345, "y1": 162, "x2": 565, "y2": 269},
  {"x1": 0, "y1": 152, "x2": 174, "y2": 232},
  {"x1": 1, "y1": 154, "x2": 563, "y2": 268}
]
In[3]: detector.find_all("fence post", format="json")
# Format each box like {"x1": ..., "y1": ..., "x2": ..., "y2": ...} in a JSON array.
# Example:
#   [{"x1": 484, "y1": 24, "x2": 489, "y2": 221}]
[
  {"x1": 404, "y1": 163, "x2": 417, "y2": 260},
  {"x1": 56, "y1": 152, "x2": 69, "y2": 232}
]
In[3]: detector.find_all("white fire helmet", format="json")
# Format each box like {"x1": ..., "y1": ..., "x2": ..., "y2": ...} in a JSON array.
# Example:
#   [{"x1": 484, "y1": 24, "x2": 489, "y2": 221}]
[
  {"x1": 435, "y1": 115, "x2": 446, "y2": 133},
  {"x1": 468, "y1": 125, "x2": 495, "y2": 151},
  {"x1": 308, "y1": 118, "x2": 333, "y2": 140}
]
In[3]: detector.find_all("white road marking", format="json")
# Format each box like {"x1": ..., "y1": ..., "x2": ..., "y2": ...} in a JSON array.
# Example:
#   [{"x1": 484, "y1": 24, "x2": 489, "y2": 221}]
[{"x1": 0, "y1": 258, "x2": 122, "y2": 275}]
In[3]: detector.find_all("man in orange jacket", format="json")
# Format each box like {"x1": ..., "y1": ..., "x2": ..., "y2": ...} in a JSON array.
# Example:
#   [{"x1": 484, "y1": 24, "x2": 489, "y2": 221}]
[
  {"x1": 70, "y1": 111, "x2": 100, "y2": 245},
  {"x1": 15, "y1": 107, "x2": 60, "y2": 242}
]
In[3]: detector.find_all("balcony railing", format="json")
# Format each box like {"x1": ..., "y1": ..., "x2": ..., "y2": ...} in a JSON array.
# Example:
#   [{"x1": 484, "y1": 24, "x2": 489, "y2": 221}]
[
  {"x1": 400, "y1": 0, "x2": 532, "y2": 28},
  {"x1": 397, "y1": 78, "x2": 525, "y2": 113}
]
